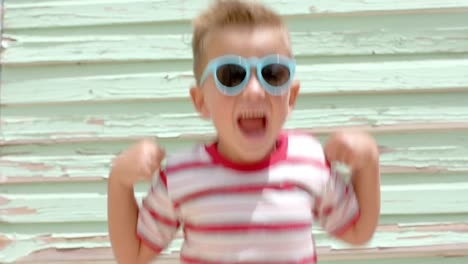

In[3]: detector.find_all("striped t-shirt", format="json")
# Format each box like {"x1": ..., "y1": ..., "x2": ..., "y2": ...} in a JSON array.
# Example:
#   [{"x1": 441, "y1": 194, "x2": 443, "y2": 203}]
[{"x1": 137, "y1": 131, "x2": 360, "y2": 264}]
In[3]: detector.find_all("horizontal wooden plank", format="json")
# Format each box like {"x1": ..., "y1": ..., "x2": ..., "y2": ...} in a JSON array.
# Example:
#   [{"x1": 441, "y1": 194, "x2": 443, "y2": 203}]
[
  {"x1": 3, "y1": 22, "x2": 468, "y2": 65},
  {"x1": 2, "y1": 122, "x2": 468, "y2": 147},
  {"x1": 1, "y1": 120, "x2": 463, "y2": 157},
  {"x1": 3, "y1": 59, "x2": 468, "y2": 105},
  {"x1": 1, "y1": 106, "x2": 467, "y2": 142},
  {"x1": 1, "y1": 181, "x2": 468, "y2": 223},
  {"x1": 2, "y1": 226, "x2": 468, "y2": 263},
  {"x1": 1, "y1": 130, "x2": 468, "y2": 183},
  {"x1": 5, "y1": 0, "x2": 468, "y2": 29},
  {"x1": 2, "y1": 92, "x2": 468, "y2": 144},
  {"x1": 1, "y1": 172, "x2": 467, "y2": 191}
]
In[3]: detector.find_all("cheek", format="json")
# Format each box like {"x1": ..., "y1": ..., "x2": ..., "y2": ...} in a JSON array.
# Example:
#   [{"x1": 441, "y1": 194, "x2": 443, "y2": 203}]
[
  {"x1": 272, "y1": 95, "x2": 290, "y2": 112},
  {"x1": 206, "y1": 92, "x2": 235, "y2": 120},
  {"x1": 269, "y1": 96, "x2": 291, "y2": 124}
]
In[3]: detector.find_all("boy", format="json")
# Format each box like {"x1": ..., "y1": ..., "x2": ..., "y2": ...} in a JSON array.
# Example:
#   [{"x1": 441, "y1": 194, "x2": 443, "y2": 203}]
[{"x1": 107, "y1": 0, "x2": 380, "y2": 263}]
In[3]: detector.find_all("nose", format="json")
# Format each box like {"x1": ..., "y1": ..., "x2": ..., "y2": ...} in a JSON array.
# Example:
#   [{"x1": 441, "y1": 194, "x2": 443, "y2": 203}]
[{"x1": 241, "y1": 69, "x2": 265, "y2": 101}]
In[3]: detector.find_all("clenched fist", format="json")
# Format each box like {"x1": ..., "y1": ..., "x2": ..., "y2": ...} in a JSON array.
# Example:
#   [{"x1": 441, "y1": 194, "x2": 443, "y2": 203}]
[
  {"x1": 110, "y1": 139, "x2": 166, "y2": 188},
  {"x1": 324, "y1": 129, "x2": 379, "y2": 174}
]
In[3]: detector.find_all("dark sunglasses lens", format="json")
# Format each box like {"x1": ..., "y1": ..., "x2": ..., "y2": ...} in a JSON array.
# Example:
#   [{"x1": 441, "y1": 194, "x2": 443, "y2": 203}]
[
  {"x1": 216, "y1": 64, "x2": 247, "y2": 87},
  {"x1": 261, "y1": 64, "x2": 290, "y2": 87}
]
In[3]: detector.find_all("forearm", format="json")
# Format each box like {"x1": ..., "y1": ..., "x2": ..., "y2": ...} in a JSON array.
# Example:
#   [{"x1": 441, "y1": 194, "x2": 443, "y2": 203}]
[
  {"x1": 107, "y1": 174, "x2": 142, "y2": 263},
  {"x1": 340, "y1": 160, "x2": 381, "y2": 245}
]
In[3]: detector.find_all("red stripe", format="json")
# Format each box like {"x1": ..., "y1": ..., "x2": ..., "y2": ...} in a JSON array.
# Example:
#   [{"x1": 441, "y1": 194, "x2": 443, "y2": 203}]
[
  {"x1": 165, "y1": 157, "x2": 327, "y2": 176},
  {"x1": 159, "y1": 169, "x2": 168, "y2": 188},
  {"x1": 322, "y1": 206, "x2": 334, "y2": 216},
  {"x1": 159, "y1": 170, "x2": 167, "y2": 189},
  {"x1": 181, "y1": 254, "x2": 317, "y2": 264},
  {"x1": 312, "y1": 209, "x2": 319, "y2": 218},
  {"x1": 204, "y1": 133, "x2": 288, "y2": 172},
  {"x1": 174, "y1": 182, "x2": 304, "y2": 208},
  {"x1": 166, "y1": 161, "x2": 215, "y2": 174},
  {"x1": 136, "y1": 231, "x2": 164, "y2": 254},
  {"x1": 286, "y1": 157, "x2": 328, "y2": 170},
  {"x1": 183, "y1": 221, "x2": 311, "y2": 233},
  {"x1": 142, "y1": 199, "x2": 180, "y2": 228}
]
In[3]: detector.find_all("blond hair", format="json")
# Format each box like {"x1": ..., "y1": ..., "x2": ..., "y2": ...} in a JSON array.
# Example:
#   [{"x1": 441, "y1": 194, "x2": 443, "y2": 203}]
[{"x1": 191, "y1": 0, "x2": 288, "y2": 84}]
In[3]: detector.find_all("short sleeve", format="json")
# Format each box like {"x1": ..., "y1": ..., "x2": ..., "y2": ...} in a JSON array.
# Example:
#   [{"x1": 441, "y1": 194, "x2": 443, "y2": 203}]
[
  {"x1": 314, "y1": 165, "x2": 360, "y2": 237},
  {"x1": 137, "y1": 169, "x2": 180, "y2": 253}
]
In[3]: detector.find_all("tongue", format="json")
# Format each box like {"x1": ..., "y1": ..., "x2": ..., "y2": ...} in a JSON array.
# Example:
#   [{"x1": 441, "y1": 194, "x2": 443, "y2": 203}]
[{"x1": 238, "y1": 118, "x2": 265, "y2": 134}]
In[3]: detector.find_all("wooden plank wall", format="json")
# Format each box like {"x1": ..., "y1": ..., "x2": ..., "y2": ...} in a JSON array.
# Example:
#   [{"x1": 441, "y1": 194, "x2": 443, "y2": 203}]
[{"x1": 1, "y1": 0, "x2": 468, "y2": 263}]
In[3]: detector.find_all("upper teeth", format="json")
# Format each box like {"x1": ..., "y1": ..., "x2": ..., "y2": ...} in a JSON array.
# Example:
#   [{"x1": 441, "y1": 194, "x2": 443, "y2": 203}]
[{"x1": 241, "y1": 111, "x2": 265, "y2": 119}]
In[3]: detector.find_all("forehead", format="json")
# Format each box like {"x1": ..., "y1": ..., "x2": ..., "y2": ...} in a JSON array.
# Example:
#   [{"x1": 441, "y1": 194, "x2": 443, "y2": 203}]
[{"x1": 203, "y1": 25, "x2": 291, "y2": 64}]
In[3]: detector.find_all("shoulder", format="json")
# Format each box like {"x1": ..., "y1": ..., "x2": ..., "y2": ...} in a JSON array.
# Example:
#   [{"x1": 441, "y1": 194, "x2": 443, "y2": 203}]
[
  {"x1": 163, "y1": 143, "x2": 213, "y2": 174},
  {"x1": 285, "y1": 130, "x2": 326, "y2": 163}
]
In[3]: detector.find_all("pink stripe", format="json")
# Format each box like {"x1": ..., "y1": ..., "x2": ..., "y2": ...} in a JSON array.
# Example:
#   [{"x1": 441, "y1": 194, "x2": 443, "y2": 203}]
[
  {"x1": 186, "y1": 236, "x2": 313, "y2": 253},
  {"x1": 142, "y1": 199, "x2": 180, "y2": 228},
  {"x1": 184, "y1": 221, "x2": 311, "y2": 233},
  {"x1": 181, "y1": 254, "x2": 317, "y2": 264},
  {"x1": 174, "y1": 182, "x2": 305, "y2": 208}
]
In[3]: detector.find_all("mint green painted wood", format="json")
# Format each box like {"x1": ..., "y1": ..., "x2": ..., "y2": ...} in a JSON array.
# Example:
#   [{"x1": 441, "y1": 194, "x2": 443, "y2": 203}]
[
  {"x1": 2, "y1": 104, "x2": 468, "y2": 143},
  {"x1": 2, "y1": 0, "x2": 468, "y2": 263},
  {"x1": 2, "y1": 183, "x2": 468, "y2": 224},
  {"x1": 4, "y1": 27, "x2": 468, "y2": 65},
  {"x1": 2, "y1": 131, "x2": 468, "y2": 183},
  {"x1": 5, "y1": 0, "x2": 468, "y2": 29},
  {"x1": 3, "y1": 60, "x2": 468, "y2": 104}
]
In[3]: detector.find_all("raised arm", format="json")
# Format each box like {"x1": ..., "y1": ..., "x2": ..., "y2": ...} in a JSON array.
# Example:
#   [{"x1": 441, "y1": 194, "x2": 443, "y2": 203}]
[
  {"x1": 323, "y1": 129, "x2": 381, "y2": 245},
  {"x1": 107, "y1": 140, "x2": 166, "y2": 263}
]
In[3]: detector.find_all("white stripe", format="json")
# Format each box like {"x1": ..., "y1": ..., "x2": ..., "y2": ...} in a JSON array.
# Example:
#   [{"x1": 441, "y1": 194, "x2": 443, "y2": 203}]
[
  {"x1": 169, "y1": 163, "x2": 328, "y2": 200},
  {"x1": 287, "y1": 133, "x2": 325, "y2": 161},
  {"x1": 144, "y1": 185, "x2": 177, "y2": 220}
]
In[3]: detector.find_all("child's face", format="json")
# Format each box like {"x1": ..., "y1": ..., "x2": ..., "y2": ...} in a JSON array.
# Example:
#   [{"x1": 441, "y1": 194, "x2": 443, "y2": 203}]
[{"x1": 190, "y1": 25, "x2": 300, "y2": 163}]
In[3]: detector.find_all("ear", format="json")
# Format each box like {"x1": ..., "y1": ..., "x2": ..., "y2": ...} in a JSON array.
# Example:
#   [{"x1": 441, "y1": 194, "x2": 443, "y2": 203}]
[
  {"x1": 190, "y1": 85, "x2": 211, "y2": 119},
  {"x1": 287, "y1": 80, "x2": 300, "y2": 115}
]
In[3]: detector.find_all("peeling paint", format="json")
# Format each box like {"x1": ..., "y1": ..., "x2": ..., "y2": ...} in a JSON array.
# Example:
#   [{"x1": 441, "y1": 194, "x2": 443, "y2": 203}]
[
  {"x1": 0, "y1": 235, "x2": 11, "y2": 252},
  {"x1": 0, "y1": 197, "x2": 10, "y2": 206},
  {"x1": 86, "y1": 118, "x2": 105, "y2": 125},
  {"x1": 0, "y1": 206, "x2": 36, "y2": 216},
  {"x1": 5, "y1": 0, "x2": 468, "y2": 29}
]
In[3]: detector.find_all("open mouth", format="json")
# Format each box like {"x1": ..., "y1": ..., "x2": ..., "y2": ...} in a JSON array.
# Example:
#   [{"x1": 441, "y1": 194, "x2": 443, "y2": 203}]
[{"x1": 237, "y1": 111, "x2": 268, "y2": 138}]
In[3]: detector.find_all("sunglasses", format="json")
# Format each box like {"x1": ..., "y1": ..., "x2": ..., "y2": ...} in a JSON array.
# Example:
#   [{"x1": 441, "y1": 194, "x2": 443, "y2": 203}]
[{"x1": 199, "y1": 54, "x2": 296, "y2": 96}]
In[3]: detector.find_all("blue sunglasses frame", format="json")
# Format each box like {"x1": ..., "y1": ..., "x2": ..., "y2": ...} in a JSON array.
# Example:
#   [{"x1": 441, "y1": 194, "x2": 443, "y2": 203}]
[{"x1": 199, "y1": 54, "x2": 296, "y2": 96}]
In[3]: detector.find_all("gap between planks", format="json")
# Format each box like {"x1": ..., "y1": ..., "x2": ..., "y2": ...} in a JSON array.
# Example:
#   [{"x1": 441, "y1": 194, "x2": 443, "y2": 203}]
[{"x1": 1, "y1": 122, "x2": 468, "y2": 147}]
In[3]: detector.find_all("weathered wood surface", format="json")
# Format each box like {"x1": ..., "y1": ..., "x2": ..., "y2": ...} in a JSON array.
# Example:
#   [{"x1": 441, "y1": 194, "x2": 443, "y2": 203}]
[{"x1": 1, "y1": 0, "x2": 468, "y2": 263}]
